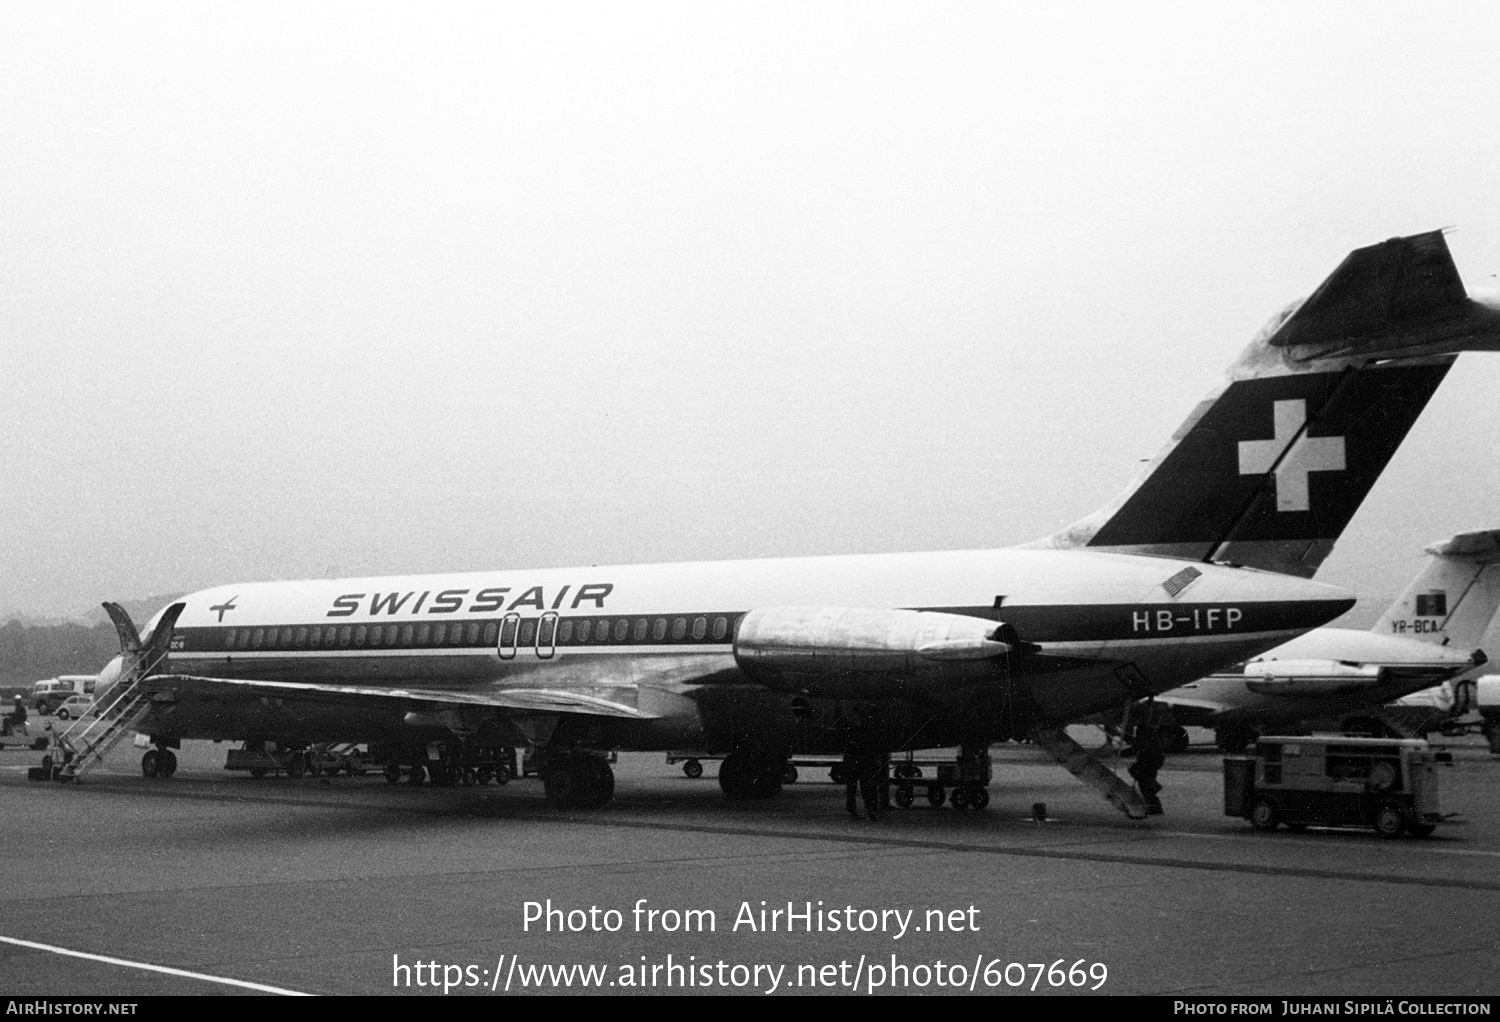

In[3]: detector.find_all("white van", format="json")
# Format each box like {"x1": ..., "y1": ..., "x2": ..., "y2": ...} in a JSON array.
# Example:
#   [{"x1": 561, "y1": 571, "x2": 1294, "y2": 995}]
[{"x1": 30, "y1": 675, "x2": 96, "y2": 715}]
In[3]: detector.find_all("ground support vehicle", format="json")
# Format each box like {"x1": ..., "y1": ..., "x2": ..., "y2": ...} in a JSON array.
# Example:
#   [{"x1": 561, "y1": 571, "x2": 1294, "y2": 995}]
[
  {"x1": 667, "y1": 748, "x2": 995, "y2": 810},
  {"x1": 1224, "y1": 735, "x2": 1448, "y2": 838},
  {"x1": 0, "y1": 718, "x2": 51, "y2": 751},
  {"x1": 224, "y1": 740, "x2": 309, "y2": 778}
]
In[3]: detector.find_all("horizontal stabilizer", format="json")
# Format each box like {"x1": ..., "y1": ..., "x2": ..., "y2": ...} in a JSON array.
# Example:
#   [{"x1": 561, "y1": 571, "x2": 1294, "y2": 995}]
[{"x1": 1268, "y1": 230, "x2": 1468, "y2": 350}]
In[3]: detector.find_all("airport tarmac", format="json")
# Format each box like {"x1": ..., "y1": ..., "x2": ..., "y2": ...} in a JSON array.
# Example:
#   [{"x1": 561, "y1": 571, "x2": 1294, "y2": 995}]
[{"x1": 1, "y1": 729, "x2": 1497, "y2": 997}]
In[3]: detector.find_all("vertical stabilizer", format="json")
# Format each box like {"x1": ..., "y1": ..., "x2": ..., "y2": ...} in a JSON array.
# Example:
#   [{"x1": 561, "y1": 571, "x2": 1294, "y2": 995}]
[
  {"x1": 1037, "y1": 231, "x2": 1500, "y2": 577},
  {"x1": 1373, "y1": 530, "x2": 1500, "y2": 650}
]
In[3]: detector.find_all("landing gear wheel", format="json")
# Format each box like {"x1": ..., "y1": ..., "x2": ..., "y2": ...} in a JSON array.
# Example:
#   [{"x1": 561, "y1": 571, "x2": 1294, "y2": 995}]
[
  {"x1": 1408, "y1": 823, "x2": 1437, "y2": 838},
  {"x1": 286, "y1": 755, "x2": 305, "y2": 779},
  {"x1": 683, "y1": 759, "x2": 703, "y2": 779},
  {"x1": 1374, "y1": 805, "x2": 1407, "y2": 839},
  {"x1": 407, "y1": 763, "x2": 426, "y2": 785},
  {"x1": 159, "y1": 750, "x2": 177, "y2": 778},
  {"x1": 543, "y1": 754, "x2": 615, "y2": 811},
  {"x1": 829, "y1": 764, "x2": 847, "y2": 785},
  {"x1": 926, "y1": 785, "x2": 945, "y2": 808},
  {"x1": 949, "y1": 786, "x2": 970, "y2": 810},
  {"x1": 476, "y1": 766, "x2": 494, "y2": 785},
  {"x1": 718, "y1": 753, "x2": 783, "y2": 801},
  {"x1": 495, "y1": 761, "x2": 512, "y2": 784},
  {"x1": 1249, "y1": 798, "x2": 1279, "y2": 831},
  {"x1": 141, "y1": 749, "x2": 159, "y2": 778},
  {"x1": 461, "y1": 767, "x2": 477, "y2": 786},
  {"x1": 782, "y1": 764, "x2": 799, "y2": 785},
  {"x1": 969, "y1": 786, "x2": 990, "y2": 810},
  {"x1": 384, "y1": 763, "x2": 402, "y2": 784},
  {"x1": 893, "y1": 783, "x2": 914, "y2": 809}
]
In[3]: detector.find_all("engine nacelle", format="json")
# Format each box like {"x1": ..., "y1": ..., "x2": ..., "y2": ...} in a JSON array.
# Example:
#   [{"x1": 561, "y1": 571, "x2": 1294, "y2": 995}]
[
  {"x1": 732, "y1": 606, "x2": 1014, "y2": 699},
  {"x1": 1242, "y1": 659, "x2": 1386, "y2": 696}
]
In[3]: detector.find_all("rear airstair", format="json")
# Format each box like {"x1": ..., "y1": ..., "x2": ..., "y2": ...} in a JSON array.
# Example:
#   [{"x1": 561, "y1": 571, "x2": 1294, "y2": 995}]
[
  {"x1": 31, "y1": 601, "x2": 184, "y2": 783},
  {"x1": 49, "y1": 669, "x2": 158, "y2": 781}
]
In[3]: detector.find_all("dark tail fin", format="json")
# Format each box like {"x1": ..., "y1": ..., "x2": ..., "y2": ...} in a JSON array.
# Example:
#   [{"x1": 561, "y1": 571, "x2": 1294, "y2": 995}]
[{"x1": 1038, "y1": 230, "x2": 1500, "y2": 577}]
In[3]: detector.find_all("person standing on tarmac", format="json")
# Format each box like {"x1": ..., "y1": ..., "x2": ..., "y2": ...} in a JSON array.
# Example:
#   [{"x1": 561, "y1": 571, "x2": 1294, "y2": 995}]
[
  {"x1": 1128, "y1": 723, "x2": 1166, "y2": 815},
  {"x1": 842, "y1": 744, "x2": 886, "y2": 821}
]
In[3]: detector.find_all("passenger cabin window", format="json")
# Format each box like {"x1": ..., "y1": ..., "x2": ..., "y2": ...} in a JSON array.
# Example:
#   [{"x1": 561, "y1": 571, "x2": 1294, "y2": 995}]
[
  {"x1": 575, "y1": 620, "x2": 590, "y2": 642},
  {"x1": 653, "y1": 618, "x2": 667, "y2": 641},
  {"x1": 401, "y1": 624, "x2": 414, "y2": 645},
  {"x1": 520, "y1": 619, "x2": 537, "y2": 646},
  {"x1": 467, "y1": 622, "x2": 481, "y2": 644},
  {"x1": 418, "y1": 623, "x2": 431, "y2": 645},
  {"x1": 713, "y1": 617, "x2": 728, "y2": 640},
  {"x1": 595, "y1": 619, "x2": 609, "y2": 641},
  {"x1": 633, "y1": 619, "x2": 647, "y2": 642},
  {"x1": 558, "y1": 620, "x2": 573, "y2": 643},
  {"x1": 295, "y1": 627, "x2": 308, "y2": 647},
  {"x1": 614, "y1": 619, "x2": 629, "y2": 642},
  {"x1": 692, "y1": 617, "x2": 707, "y2": 640},
  {"x1": 252, "y1": 628, "x2": 264, "y2": 649},
  {"x1": 339, "y1": 626, "x2": 352, "y2": 647},
  {"x1": 483, "y1": 621, "x2": 498, "y2": 644},
  {"x1": 309, "y1": 627, "x2": 322, "y2": 649},
  {"x1": 672, "y1": 618, "x2": 686, "y2": 641}
]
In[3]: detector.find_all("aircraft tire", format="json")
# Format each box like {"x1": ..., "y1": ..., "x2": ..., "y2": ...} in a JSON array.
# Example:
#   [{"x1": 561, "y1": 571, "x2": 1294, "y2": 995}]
[
  {"x1": 1374, "y1": 805, "x2": 1407, "y2": 839},
  {"x1": 384, "y1": 764, "x2": 401, "y2": 784},
  {"x1": 544, "y1": 754, "x2": 614, "y2": 811},
  {"x1": 969, "y1": 786, "x2": 990, "y2": 810},
  {"x1": 407, "y1": 763, "x2": 426, "y2": 785},
  {"x1": 949, "y1": 786, "x2": 970, "y2": 810},
  {"x1": 141, "y1": 750, "x2": 159, "y2": 778},
  {"x1": 926, "y1": 785, "x2": 945, "y2": 808},
  {"x1": 1249, "y1": 797, "x2": 1278, "y2": 831},
  {"x1": 159, "y1": 751, "x2": 177, "y2": 778},
  {"x1": 476, "y1": 766, "x2": 493, "y2": 784},
  {"x1": 893, "y1": 783, "x2": 914, "y2": 809},
  {"x1": 683, "y1": 759, "x2": 703, "y2": 779},
  {"x1": 782, "y1": 764, "x2": 798, "y2": 785}
]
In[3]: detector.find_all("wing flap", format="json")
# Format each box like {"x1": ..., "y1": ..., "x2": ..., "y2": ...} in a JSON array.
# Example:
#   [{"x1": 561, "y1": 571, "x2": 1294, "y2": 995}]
[{"x1": 145, "y1": 674, "x2": 659, "y2": 720}]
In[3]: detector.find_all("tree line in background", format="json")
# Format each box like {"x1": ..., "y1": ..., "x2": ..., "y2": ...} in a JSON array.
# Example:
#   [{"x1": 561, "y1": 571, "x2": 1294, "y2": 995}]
[{"x1": 0, "y1": 619, "x2": 116, "y2": 694}]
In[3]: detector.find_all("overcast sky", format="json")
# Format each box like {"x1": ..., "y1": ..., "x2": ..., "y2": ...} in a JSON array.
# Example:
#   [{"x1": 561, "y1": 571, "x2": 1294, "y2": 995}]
[{"x1": 4, "y1": 3, "x2": 1500, "y2": 635}]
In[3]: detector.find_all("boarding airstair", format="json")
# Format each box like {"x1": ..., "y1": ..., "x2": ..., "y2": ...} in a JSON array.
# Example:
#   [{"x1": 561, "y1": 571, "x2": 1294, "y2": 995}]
[
  {"x1": 34, "y1": 601, "x2": 184, "y2": 783},
  {"x1": 50, "y1": 667, "x2": 158, "y2": 781}
]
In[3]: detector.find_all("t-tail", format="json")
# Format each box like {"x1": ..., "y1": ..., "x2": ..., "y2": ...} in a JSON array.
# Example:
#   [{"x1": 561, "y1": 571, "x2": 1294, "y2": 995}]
[
  {"x1": 1038, "y1": 230, "x2": 1500, "y2": 577},
  {"x1": 1373, "y1": 529, "x2": 1500, "y2": 652}
]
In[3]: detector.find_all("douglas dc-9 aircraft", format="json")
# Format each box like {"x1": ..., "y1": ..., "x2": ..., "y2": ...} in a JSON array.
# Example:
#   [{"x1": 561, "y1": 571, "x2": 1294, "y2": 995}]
[{"x1": 47, "y1": 230, "x2": 1500, "y2": 817}]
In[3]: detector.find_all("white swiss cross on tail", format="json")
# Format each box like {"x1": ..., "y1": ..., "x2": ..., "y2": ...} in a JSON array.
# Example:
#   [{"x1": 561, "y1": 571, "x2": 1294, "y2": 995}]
[{"x1": 1237, "y1": 399, "x2": 1346, "y2": 512}]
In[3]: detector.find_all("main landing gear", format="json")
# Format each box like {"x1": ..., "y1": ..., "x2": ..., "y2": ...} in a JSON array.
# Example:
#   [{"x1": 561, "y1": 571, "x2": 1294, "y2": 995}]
[
  {"x1": 717, "y1": 751, "x2": 787, "y2": 801},
  {"x1": 540, "y1": 751, "x2": 615, "y2": 811},
  {"x1": 141, "y1": 746, "x2": 178, "y2": 779}
]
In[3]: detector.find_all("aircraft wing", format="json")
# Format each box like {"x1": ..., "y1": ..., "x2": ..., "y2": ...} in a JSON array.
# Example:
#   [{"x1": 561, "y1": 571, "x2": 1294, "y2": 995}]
[{"x1": 142, "y1": 673, "x2": 660, "y2": 720}]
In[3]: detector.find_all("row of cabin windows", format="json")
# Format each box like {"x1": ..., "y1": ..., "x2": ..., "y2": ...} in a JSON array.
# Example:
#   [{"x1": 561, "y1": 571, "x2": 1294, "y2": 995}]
[{"x1": 221, "y1": 614, "x2": 733, "y2": 652}]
